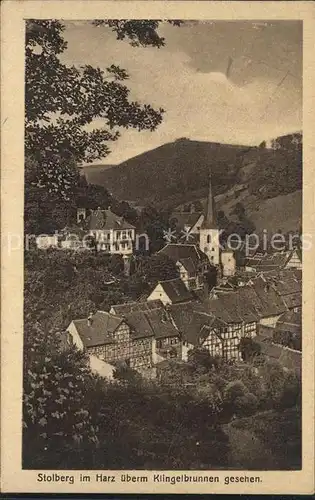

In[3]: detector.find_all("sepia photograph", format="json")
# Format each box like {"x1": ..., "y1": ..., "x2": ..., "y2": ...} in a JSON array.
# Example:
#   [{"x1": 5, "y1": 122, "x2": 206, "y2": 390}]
[
  {"x1": 23, "y1": 17, "x2": 303, "y2": 471},
  {"x1": 1, "y1": 0, "x2": 315, "y2": 495}
]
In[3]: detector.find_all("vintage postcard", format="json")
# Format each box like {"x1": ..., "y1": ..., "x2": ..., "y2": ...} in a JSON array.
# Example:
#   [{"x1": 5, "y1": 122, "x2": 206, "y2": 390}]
[{"x1": 1, "y1": 0, "x2": 315, "y2": 495}]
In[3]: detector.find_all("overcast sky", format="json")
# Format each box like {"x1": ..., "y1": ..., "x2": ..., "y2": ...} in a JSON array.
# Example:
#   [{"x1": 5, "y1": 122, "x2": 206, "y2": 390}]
[{"x1": 61, "y1": 20, "x2": 302, "y2": 164}]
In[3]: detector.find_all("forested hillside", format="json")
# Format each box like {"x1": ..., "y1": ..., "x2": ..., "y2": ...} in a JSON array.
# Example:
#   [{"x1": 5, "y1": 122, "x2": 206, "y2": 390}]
[{"x1": 83, "y1": 133, "x2": 302, "y2": 211}]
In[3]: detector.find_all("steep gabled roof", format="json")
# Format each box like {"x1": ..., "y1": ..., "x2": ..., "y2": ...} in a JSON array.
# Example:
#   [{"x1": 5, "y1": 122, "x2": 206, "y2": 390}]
[
  {"x1": 144, "y1": 308, "x2": 179, "y2": 339},
  {"x1": 72, "y1": 311, "x2": 123, "y2": 347},
  {"x1": 170, "y1": 212, "x2": 204, "y2": 230},
  {"x1": 252, "y1": 269, "x2": 302, "y2": 311},
  {"x1": 206, "y1": 278, "x2": 288, "y2": 324},
  {"x1": 169, "y1": 301, "x2": 220, "y2": 345},
  {"x1": 251, "y1": 281, "x2": 287, "y2": 317},
  {"x1": 276, "y1": 309, "x2": 302, "y2": 335},
  {"x1": 207, "y1": 288, "x2": 259, "y2": 323},
  {"x1": 123, "y1": 311, "x2": 155, "y2": 339},
  {"x1": 86, "y1": 208, "x2": 135, "y2": 231},
  {"x1": 111, "y1": 299, "x2": 163, "y2": 315},
  {"x1": 282, "y1": 293, "x2": 302, "y2": 310},
  {"x1": 245, "y1": 250, "x2": 301, "y2": 271},
  {"x1": 159, "y1": 278, "x2": 194, "y2": 304},
  {"x1": 158, "y1": 243, "x2": 208, "y2": 270},
  {"x1": 177, "y1": 257, "x2": 197, "y2": 277},
  {"x1": 255, "y1": 337, "x2": 301, "y2": 374},
  {"x1": 123, "y1": 307, "x2": 178, "y2": 340}
]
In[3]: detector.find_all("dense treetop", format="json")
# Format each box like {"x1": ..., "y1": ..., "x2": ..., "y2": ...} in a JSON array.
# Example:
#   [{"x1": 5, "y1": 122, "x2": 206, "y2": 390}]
[{"x1": 25, "y1": 20, "x2": 182, "y2": 199}]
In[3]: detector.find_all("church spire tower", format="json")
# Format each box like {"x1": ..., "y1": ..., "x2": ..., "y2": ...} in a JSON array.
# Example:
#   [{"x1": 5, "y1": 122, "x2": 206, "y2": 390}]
[
  {"x1": 203, "y1": 169, "x2": 216, "y2": 229},
  {"x1": 199, "y1": 167, "x2": 220, "y2": 266}
]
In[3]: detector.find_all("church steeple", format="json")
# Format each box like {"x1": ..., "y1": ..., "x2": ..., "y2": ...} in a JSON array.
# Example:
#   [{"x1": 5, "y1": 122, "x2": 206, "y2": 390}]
[
  {"x1": 202, "y1": 168, "x2": 217, "y2": 229},
  {"x1": 199, "y1": 166, "x2": 220, "y2": 267}
]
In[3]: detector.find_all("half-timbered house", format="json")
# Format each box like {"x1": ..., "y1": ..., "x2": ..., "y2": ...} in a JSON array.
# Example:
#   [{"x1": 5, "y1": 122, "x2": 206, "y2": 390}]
[
  {"x1": 67, "y1": 310, "x2": 153, "y2": 370},
  {"x1": 157, "y1": 243, "x2": 211, "y2": 290}
]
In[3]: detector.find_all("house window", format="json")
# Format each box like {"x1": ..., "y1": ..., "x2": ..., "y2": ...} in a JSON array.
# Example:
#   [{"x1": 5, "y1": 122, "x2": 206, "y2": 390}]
[{"x1": 207, "y1": 235, "x2": 211, "y2": 244}]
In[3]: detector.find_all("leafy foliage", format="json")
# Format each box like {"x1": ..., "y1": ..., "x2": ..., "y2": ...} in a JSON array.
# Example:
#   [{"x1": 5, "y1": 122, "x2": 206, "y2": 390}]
[
  {"x1": 239, "y1": 337, "x2": 261, "y2": 362},
  {"x1": 249, "y1": 133, "x2": 302, "y2": 199},
  {"x1": 25, "y1": 19, "x2": 172, "y2": 200},
  {"x1": 138, "y1": 205, "x2": 172, "y2": 253},
  {"x1": 23, "y1": 323, "x2": 100, "y2": 468},
  {"x1": 272, "y1": 329, "x2": 301, "y2": 351},
  {"x1": 228, "y1": 406, "x2": 301, "y2": 470},
  {"x1": 24, "y1": 249, "x2": 133, "y2": 331},
  {"x1": 92, "y1": 20, "x2": 182, "y2": 48},
  {"x1": 132, "y1": 253, "x2": 179, "y2": 285}
]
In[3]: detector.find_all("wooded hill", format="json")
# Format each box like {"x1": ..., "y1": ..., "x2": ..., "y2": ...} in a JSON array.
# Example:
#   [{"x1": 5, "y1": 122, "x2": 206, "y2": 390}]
[{"x1": 83, "y1": 133, "x2": 302, "y2": 212}]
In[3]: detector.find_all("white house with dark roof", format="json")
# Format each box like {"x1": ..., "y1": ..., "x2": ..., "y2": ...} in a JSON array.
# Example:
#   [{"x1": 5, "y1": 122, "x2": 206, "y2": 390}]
[
  {"x1": 147, "y1": 278, "x2": 194, "y2": 305},
  {"x1": 83, "y1": 207, "x2": 136, "y2": 255}
]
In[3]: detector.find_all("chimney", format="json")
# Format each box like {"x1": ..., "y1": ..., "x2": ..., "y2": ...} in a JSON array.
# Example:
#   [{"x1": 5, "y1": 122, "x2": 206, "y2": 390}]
[{"x1": 87, "y1": 313, "x2": 93, "y2": 327}]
